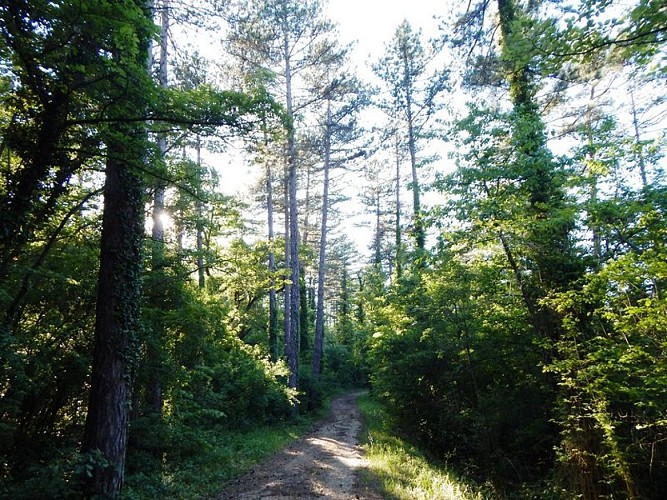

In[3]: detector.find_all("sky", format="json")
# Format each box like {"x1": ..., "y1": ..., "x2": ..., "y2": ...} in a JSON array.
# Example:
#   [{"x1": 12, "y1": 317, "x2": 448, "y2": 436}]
[
  {"x1": 325, "y1": 0, "x2": 444, "y2": 65},
  {"x1": 205, "y1": 0, "x2": 452, "y2": 257},
  {"x1": 213, "y1": 0, "x2": 448, "y2": 195}
]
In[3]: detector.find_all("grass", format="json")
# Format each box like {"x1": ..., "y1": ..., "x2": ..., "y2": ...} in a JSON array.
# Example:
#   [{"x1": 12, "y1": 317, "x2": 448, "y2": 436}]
[
  {"x1": 357, "y1": 394, "x2": 487, "y2": 500},
  {"x1": 124, "y1": 410, "x2": 323, "y2": 499}
]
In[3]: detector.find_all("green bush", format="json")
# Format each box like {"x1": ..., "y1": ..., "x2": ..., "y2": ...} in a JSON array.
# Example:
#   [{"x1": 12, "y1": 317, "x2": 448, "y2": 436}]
[{"x1": 365, "y1": 258, "x2": 558, "y2": 490}]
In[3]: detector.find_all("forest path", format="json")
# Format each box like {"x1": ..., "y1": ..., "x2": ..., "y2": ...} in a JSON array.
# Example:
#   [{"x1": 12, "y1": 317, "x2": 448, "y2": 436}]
[{"x1": 216, "y1": 390, "x2": 383, "y2": 499}]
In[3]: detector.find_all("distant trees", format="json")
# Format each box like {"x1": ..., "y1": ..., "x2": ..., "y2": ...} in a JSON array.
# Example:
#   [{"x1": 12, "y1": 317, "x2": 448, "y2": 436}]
[
  {"x1": 374, "y1": 21, "x2": 448, "y2": 253},
  {"x1": 225, "y1": 0, "x2": 365, "y2": 390},
  {"x1": 310, "y1": 72, "x2": 366, "y2": 377}
]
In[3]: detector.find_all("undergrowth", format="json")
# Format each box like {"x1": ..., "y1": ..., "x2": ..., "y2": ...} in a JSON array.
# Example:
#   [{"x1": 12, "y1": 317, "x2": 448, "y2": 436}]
[
  {"x1": 357, "y1": 394, "x2": 489, "y2": 500},
  {"x1": 123, "y1": 409, "x2": 323, "y2": 499}
]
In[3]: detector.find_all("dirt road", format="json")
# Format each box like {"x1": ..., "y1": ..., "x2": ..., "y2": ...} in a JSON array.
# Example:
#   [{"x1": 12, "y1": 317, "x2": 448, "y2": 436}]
[{"x1": 216, "y1": 391, "x2": 382, "y2": 499}]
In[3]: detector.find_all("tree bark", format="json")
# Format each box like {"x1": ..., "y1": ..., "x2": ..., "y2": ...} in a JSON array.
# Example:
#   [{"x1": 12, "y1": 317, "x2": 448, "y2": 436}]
[
  {"x1": 374, "y1": 190, "x2": 382, "y2": 268},
  {"x1": 394, "y1": 136, "x2": 402, "y2": 279},
  {"x1": 400, "y1": 42, "x2": 424, "y2": 251},
  {"x1": 81, "y1": 2, "x2": 151, "y2": 495},
  {"x1": 313, "y1": 101, "x2": 332, "y2": 377},
  {"x1": 146, "y1": 0, "x2": 170, "y2": 419},
  {"x1": 266, "y1": 160, "x2": 279, "y2": 361},
  {"x1": 283, "y1": 157, "x2": 292, "y2": 375},
  {"x1": 283, "y1": 28, "x2": 299, "y2": 391},
  {"x1": 151, "y1": 0, "x2": 169, "y2": 252},
  {"x1": 82, "y1": 124, "x2": 145, "y2": 497},
  {"x1": 195, "y1": 136, "x2": 206, "y2": 289},
  {"x1": 630, "y1": 90, "x2": 648, "y2": 188}
]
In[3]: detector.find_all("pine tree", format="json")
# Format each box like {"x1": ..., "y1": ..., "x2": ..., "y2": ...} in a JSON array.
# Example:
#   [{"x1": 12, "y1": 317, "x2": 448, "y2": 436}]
[
  {"x1": 226, "y1": 0, "x2": 339, "y2": 389},
  {"x1": 374, "y1": 21, "x2": 448, "y2": 253}
]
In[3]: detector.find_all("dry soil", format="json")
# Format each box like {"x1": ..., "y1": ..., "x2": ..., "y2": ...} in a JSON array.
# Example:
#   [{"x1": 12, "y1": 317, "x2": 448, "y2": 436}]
[{"x1": 216, "y1": 391, "x2": 383, "y2": 499}]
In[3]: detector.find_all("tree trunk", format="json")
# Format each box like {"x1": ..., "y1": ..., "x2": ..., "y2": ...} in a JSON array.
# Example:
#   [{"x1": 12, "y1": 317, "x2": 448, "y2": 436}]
[
  {"x1": 266, "y1": 160, "x2": 278, "y2": 361},
  {"x1": 288, "y1": 154, "x2": 300, "y2": 389},
  {"x1": 283, "y1": 157, "x2": 292, "y2": 373},
  {"x1": 82, "y1": 124, "x2": 145, "y2": 497},
  {"x1": 146, "y1": 0, "x2": 170, "y2": 418},
  {"x1": 373, "y1": 190, "x2": 382, "y2": 268},
  {"x1": 496, "y1": 0, "x2": 575, "y2": 313},
  {"x1": 284, "y1": 29, "x2": 299, "y2": 391},
  {"x1": 585, "y1": 86, "x2": 602, "y2": 265},
  {"x1": 196, "y1": 136, "x2": 206, "y2": 289},
  {"x1": 394, "y1": 136, "x2": 402, "y2": 279},
  {"x1": 313, "y1": 101, "x2": 332, "y2": 377},
  {"x1": 81, "y1": 2, "x2": 150, "y2": 494},
  {"x1": 299, "y1": 266, "x2": 309, "y2": 355},
  {"x1": 400, "y1": 44, "x2": 424, "y2": 251},
  {"x1": 630, "y1": 90, "x2": 648, "y2": 188},
  {"x1": 151, "y1": 0, "x2": 169, "y2": 253},
  {"x1": 302, "y1": 158, "x2": 312, "y2": 247}
]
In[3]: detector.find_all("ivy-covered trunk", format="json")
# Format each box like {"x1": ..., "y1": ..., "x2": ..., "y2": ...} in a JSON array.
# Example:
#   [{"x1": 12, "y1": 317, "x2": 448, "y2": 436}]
[
  {"x1": 496, "y1": 0, "x2": 578, "y2": 337},
  {"x1": 80, "y1": 1, "x2": 151, "y2": 495},
  {"x1": 81, "y1": 124, "x2": 145, "y2": 496}
]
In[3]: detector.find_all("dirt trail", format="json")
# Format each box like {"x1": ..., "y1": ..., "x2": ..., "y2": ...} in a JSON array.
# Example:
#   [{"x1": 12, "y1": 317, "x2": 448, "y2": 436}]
[{"x1": 216, "y1": 391, "x2": 382, "y2": 499}]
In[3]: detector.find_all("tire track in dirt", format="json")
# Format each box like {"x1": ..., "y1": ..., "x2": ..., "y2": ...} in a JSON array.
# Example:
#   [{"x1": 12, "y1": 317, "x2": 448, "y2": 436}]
[{"x1": 216, "y1": 391, "x2": 382, "y2": 499}]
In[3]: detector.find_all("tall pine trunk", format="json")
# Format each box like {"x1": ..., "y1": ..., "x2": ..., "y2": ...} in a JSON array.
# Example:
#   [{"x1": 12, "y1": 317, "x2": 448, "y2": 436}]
[
  {"x1": 195, "y1": 136, "x2": 206, "y2": 289},
  {"x1": 146, "y1": 0, "x2": 170, "y2": 419},
  {"x1": 400, "y1": 44, "x2": 424, "y2": 251},
  {"x1": 394, "y1": 137, "x2": 402, "y2": 279},
  {"x1": 266, "y1": 160, "x2": 279, "y2": 361},
  {"x1": 82, "y1": 123, "x2": 145, "y2": 497},
  {"x1": 313, "y1": 101, "x2": 332, "y2": 377},
  {"x1": 283, "y1": 29, "x2": 299, "y2": 391}
]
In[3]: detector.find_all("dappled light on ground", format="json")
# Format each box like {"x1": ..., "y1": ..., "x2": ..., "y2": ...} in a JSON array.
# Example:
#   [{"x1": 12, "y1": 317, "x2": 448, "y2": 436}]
[
  {"x1": 358, "y1": 396, "x2": 485, "y2": 500},
  {"x1": 217, "y1": 391, "x2": 383, "y2": 499}
]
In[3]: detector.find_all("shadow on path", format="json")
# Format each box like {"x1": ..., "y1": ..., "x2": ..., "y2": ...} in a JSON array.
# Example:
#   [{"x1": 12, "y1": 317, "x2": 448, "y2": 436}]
[{"x1": 217, "y1": 391, "x2": 384, "y2": 499}]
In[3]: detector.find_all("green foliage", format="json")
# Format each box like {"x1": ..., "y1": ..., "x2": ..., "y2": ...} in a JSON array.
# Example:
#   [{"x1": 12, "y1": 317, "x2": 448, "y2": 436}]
[
  {"x1": 546, "y1": 190, "x2": 667, "y2": 498},
  {"x1": 545, "y1": 0, "x2": 666, "y2": 75},
  {"x1": 357, "y1": 395, "x2": 485, "y2": 499},
  {"x1": 321, "y1": 340, "x2": 366, "y2": 388},
  {"x1": 207, "y1": 239, "x2": 283, "y2": 342},
  {"x1": 0, "y1": 0, "x2": 155, "y2": 274},
  {"x1": 0, "y1": 213, "x2": 99, "y2": 491},
  {"x1": 362, "y1": 250, "x2": 558, "y2": 490},
  {"x1": 127, "y1": 280, "x2": 299, "y2": 494},
  {"x1": 297, "y1": 368, "x2": 324, "y2": 412},
  {"x1": 1, "y1": 0, "x2": 665, "y2": 497},
  {"x1": 124, "y1": 416, "x2": 313, "y2": 499},
  {"x1": 172, "y1": 340, "x2": 295, "y2": 429},
  {"x1": 157, "y1": 84, "x2": 289, "y2": 136},
  {"x1": 0, "y1": 0, "x2": 292, "y2": 491},
  {"x1": 444, "y1": 102, "x2": 580, "y2": 290},
  {"x1": 136, "y1": 277, "x2": 296, "y2": 428},
  {"x1": 2, "y1": 449, "x2": 116, "y2": 500},
  {"x1": 373, "y1": 20, "x2": 449, "y2": 129}
]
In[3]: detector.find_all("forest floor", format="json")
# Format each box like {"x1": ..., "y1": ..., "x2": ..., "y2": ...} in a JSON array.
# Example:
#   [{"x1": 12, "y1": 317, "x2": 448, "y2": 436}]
[{"x1": 215, "y1": 390, "x2": 384, "y2": 499}]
